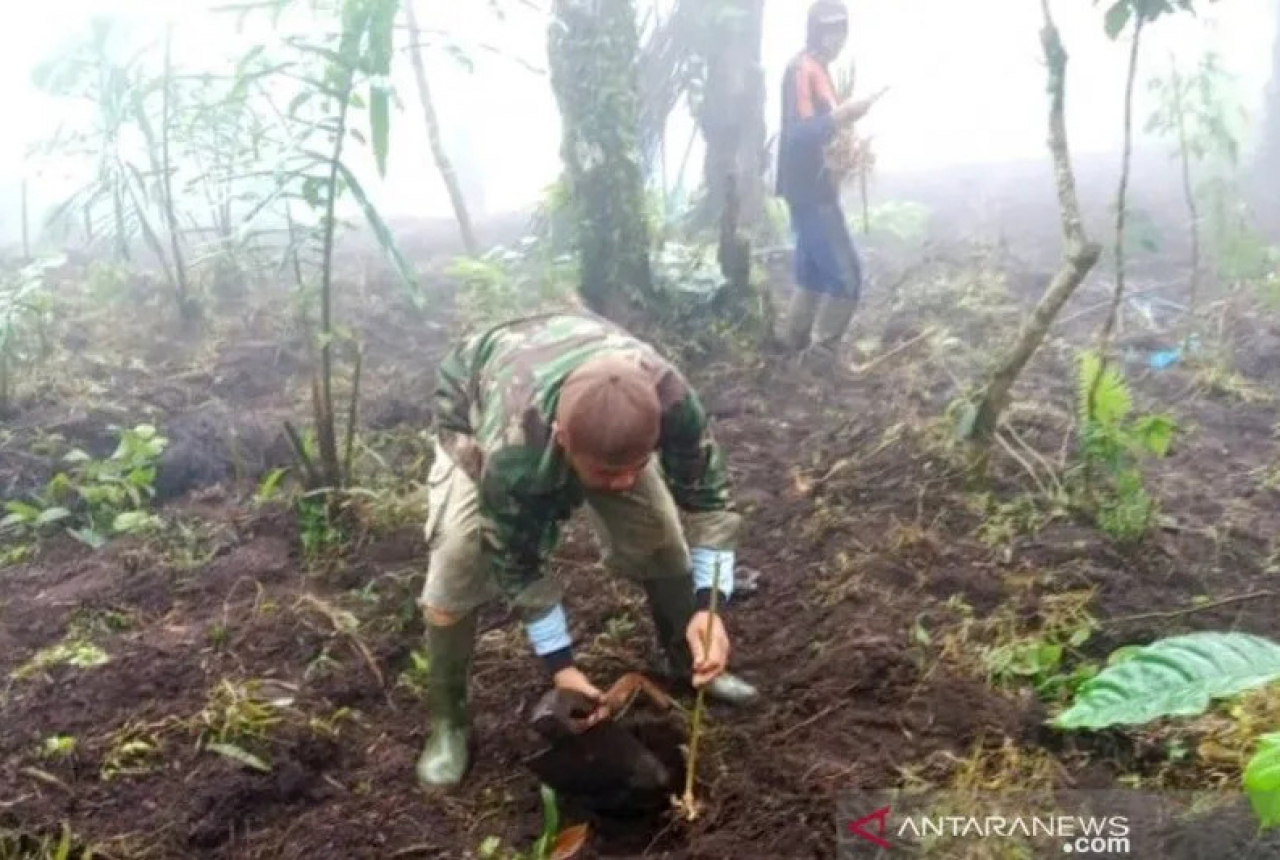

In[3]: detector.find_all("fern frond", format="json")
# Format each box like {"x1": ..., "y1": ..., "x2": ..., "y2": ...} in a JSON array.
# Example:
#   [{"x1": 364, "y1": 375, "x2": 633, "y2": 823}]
[{"x1": 1076, "y1": 349, "x2": 1131, "y2": 427}]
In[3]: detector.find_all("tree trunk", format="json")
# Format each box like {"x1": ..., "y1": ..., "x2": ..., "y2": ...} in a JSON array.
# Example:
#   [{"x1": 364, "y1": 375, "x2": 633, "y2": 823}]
[
  {"x1": 968, "y1": 0, "x2": 1102, "y2": 445},
  {"x1": 549, "y1": 0, "x2": 653, "y2": 320},
  {"x1": 404, "y1": 0, "x2": 479, "y2": 257},
  {"x1": 692, "y1": 0, "x2": 767, "y2": 233},
  {"x1": 1098, "y1": 15, "x2": 1145, "y2": 350}
]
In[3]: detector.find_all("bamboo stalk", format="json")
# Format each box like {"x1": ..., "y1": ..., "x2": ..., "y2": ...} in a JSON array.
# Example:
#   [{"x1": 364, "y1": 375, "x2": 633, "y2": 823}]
[{"x1": 678, "y1": 557, "x2": 721, "y2": 821}]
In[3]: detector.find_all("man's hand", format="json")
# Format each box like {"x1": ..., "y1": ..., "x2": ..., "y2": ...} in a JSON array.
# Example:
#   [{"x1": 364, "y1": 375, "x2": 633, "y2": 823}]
[
  {"x1": 553, "y1": 666, "x2": 610, "y2": 728},
  {"x1": 685, "y1": 610, "x2": 730, "y2": 688},
  {"x1": 832, "y1": 86, "x2": 890, "y2": 125},
  {"x1": 453, "y1": 437, "x2": 484, "y2": 480}
]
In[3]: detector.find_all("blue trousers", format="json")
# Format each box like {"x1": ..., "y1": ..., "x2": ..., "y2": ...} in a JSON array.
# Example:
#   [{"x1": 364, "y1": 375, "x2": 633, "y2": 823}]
[
  {"x1": 784, "y1": 200, "x2": 862, "y2": 351},
  {"x1": 790, "y1": 200, "x2": 862, "y2": 299}
]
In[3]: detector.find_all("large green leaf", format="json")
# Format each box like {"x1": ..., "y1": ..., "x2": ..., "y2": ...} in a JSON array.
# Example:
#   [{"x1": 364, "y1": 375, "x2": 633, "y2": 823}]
[
  {"x1": 1244, "y1": 733, "x2": 1280, "y2": 830},
  {"x1": 369, "y1": 84, "x2": 390, "y2": 176},
  {"x1": 1103, "y1": 1, "x2": 1133, "y2": 38},
  {"x1": 1053, "y1": 632, "x2": 1280, "y2": 730},
  {"x1": 333, "y1": 160, "x2": 422, "y2": 307}
]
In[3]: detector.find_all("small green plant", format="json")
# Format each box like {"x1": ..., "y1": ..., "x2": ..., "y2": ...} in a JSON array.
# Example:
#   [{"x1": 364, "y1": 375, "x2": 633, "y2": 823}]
[
  {"x1": 100, "y1": 727, "x2": 163, "y2": 781},
  {"x1": 1073, "y1": 349, "x2": 1175, "y2": 541},
  {"x1": 38, "y1": 735, "x2": 77, "y2": 760},
  {"x1": 476, "y1": 784, "x2": 587, "y2": 860},
  {"x1": 12, "y1": 639, "x2": 109, "y2": 681},
  {"x1": 297, "y1": 493, "x2": 347, "y2": 558},
  {"x1": 197, "y1": 679, "x2": 293, "y2": 747},
  {"x1": 3, "y1": 424, "x2": 167, "y2": 548},
  {"x1": 985, "y1": 628, "x2": 1100, "y2": 703},
  {"x1": 982, "y1": 593, "x2": 1100, "y2": 704},
  {"x1": 396, "y1": 648, "x2": 431, "y2": 700}
]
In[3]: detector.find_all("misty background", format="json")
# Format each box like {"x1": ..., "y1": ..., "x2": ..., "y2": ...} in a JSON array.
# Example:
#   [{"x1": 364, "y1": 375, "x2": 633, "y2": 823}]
[{"x1": 0, "y1": 0, "x2": 1275, "y2": 251}]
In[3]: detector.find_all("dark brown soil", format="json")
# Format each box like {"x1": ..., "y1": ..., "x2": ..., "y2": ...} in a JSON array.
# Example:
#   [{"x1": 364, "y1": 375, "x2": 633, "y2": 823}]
[{"x1": 2, "y1": 215, "x2": 1279, "y2": 859}]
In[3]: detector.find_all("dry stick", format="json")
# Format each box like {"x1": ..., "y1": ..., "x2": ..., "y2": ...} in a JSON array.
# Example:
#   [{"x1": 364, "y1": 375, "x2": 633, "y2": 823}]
[
  {"x1": 776, "y1": 702, "x2": 843, "y2": 742},
  {"x1": 1003, "y1": 422, "x2": 1066, "y2": 497},
  {"x1": 849, "y1": 326, "x2": 936, "y2": 375},
  {"x1": 679, "y1": 558, "x2": 721, "y2": 821},
  {"x1": 1104, "y1": 590, "x2": 1277, "y2": 626},
  {"x1": 995, "y1": 431, "x2": 1053, "y2": 499},
  {"x1": 1057, "y1": 281, "x2": 1180, "y2": 327}
]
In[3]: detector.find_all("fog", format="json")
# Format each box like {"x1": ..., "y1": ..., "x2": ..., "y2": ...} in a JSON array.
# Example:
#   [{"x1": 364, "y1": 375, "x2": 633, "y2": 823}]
[{"x1": 0, "y1": 0, "x2": 1275, "y2": 248}]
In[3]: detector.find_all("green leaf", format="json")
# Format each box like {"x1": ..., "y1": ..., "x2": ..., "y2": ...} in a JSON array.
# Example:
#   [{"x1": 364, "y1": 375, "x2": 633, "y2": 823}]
[
  {"x1": 5, "y1": 500, "x2": 42, "y2": 521},
  {"x1": 1053, "y1": 632, "x2": 1280, "y2": 730},
  {"x1": 536, "y1": 784, "x2": 560, "y2": 859},
  {"x1": 1132, "y1": 414, "x2": 1176, "y2": 456},
  {"x1": 1069, "y1": 625, "x2": 1094, "y2": 648},
  {"x1": 68, "y1": 527, "x2": 107, "y2": 549},
  {"x1": 36, "y1": 507, "x2": 72, "y2": 526},
  {"x1": 53, "y1": 823, "x2": 72, "y2": 860},
  {"x1": 1077, "y1": 350, "x2": 1131, "y2": 427},
  {"x1": 112, "y1": 511, "x2": 159, "y2": 534},
  {"x1": 1104, "y1": 1, "x2": 1133, "y2": 38},
  {"x1": 206, "y1": 741, "x2": 272, "y2": 772},
  {"x1": 1244, "y1": 733, "x2": 1280, "y2": 829},
  {"x1": 333, "y1": 160, "x2": 421, "y2": 307},
  {"x1": 369, "y1": 84, "x2": 389, "y2": 177}
]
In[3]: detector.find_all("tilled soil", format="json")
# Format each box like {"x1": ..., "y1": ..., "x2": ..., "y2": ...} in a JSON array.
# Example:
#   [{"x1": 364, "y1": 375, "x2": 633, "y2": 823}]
[{"x1": 2, "y1": 243, "x2": 1279, "y2": 859}]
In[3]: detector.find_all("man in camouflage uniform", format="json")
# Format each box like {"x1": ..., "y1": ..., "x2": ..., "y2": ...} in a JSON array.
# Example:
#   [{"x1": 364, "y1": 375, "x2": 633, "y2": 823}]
[{"x1": 416, "y1": 311, "x2": 759, "y2": 788}]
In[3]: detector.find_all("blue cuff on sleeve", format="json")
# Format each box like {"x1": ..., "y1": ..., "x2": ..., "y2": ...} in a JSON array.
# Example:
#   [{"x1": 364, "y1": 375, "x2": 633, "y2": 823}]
[
  {"x1": 525, "y1": 604, "x2": 572, "y2": 656},
  {"x1": 691, "y1": 547, "x2": 734, "y2": 601}
]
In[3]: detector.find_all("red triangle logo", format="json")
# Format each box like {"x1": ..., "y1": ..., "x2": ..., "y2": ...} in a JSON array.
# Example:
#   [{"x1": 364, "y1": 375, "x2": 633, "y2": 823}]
[{"x1": 847, "y1": 805, "x2": 892, "y2": 848}]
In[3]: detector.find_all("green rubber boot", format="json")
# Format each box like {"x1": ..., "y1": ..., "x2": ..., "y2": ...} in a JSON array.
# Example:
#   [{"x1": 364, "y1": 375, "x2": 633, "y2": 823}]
[
  {"x1": 642, "y1": 577, "x2": 760, "y2": 707},
  {"x1": 415, "y1": 612, "x2": 477, "y2": 788}
]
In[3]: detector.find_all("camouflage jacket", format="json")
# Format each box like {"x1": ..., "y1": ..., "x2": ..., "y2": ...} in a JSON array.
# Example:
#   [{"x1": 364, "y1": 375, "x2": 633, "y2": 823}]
[{"x1": 432, "y1": 312, "x2": 740, "y2": 611}]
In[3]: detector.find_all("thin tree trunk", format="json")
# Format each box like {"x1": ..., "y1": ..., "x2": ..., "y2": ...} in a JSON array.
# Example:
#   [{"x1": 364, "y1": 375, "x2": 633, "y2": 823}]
[
  {"x1": 1084, "y1": 15, "x2": 1145, "y2": 428},
  {"x1": 404, "y1": 0, "x2": 479, "y2": 256},
  {"x1": 161, "y1": 25, "x2": 195, "y2": 324},
  {"x1": 1170, "y1": 59, "x2": 1200, "y2": 313},
  {"x1": 316, "y1": 83, "x2": 353, "y2": 491},
  {"x1": 1099, "y1": 15, "x2": 1146, "y2": 349},
  {"x1": 968, "y1": 0, "x2": 1102, "y2": 445}
]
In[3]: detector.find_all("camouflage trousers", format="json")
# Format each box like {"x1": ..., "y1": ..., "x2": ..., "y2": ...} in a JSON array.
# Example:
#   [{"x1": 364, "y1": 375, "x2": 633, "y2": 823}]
[{"x1": 418, "y1": 441, "x2": 694, "y2": 618}]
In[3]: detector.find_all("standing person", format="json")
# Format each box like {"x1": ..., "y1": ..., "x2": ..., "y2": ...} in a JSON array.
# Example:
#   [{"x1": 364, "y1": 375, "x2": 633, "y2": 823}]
[
  {"x1": 776, "y1": 0, "x2": 885, "y2": 362},
  {"x1": 416, "y1": 311, "x2": 759, "y2": 789}
]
